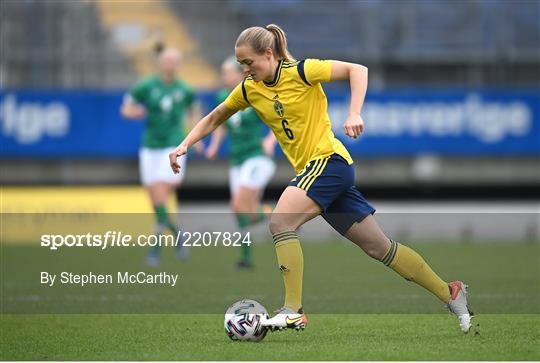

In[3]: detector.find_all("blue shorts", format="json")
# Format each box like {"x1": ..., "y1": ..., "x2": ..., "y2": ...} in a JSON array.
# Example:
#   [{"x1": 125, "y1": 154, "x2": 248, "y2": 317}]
[{"x1": 288, "y1": 154, "x2": 376, "y2": 235}]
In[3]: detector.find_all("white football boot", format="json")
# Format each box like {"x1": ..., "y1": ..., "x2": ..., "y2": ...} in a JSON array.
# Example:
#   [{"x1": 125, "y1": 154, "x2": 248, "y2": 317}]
[
  {"x1": 446, "y1": 281, "x2": 474, "y2": 333},
  {"x1": 261, "y1": 307, "x2": 307, "y2": 331}
]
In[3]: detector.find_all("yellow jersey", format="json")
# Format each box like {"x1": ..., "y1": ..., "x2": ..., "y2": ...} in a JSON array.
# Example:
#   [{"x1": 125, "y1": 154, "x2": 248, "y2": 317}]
[{"x1": 223, "y1": 59, "x2": 353, "y2": 174}]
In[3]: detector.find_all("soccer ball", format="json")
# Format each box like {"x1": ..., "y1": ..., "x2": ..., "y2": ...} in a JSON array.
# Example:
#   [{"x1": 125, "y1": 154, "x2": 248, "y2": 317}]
[{"x1": 224, "y1": 299, "x2": 269, "y2": 342}]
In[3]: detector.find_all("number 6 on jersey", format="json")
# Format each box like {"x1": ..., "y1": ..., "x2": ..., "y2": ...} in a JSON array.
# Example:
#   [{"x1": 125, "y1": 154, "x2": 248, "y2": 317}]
[{"x1": 281, "y1": 119, "x2": 294, "y2": 140}]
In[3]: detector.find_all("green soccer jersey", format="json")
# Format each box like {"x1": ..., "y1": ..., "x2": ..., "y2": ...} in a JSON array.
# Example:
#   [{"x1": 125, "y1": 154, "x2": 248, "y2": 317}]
[
  {"x1": 216, "y1": 89, "x2": 266, "y2": 166},
  {"x1": 130, "y1": 75, "x2": 195, "y2": 148}
]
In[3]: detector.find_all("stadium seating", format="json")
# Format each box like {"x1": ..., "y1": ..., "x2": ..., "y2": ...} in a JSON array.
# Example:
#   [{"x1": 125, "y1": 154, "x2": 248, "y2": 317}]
[
  {"x1": 1, "y1": 0, "x2": 134, "y2": 88},
  {"x1": 2, "y1": 0, "x2": 538, "y2": 88}
]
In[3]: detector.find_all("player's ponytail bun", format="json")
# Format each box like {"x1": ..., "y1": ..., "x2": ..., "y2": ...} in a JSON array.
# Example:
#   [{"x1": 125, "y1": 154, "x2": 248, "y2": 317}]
[
  {"x1": 265, "y1": 24, "x2": 295, "y2": 62},
  {"x1": 235, "y1": 24, "x2": 295, "y2": 62}
]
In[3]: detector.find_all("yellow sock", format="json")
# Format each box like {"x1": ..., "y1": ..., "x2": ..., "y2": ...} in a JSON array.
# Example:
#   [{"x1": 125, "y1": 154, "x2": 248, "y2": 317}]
[
  {"x1": 382, "y1": 240, "x2": 451, "y2": 303},
  {"x1": 273, "y1": 231, "x2": 303, "y2": 311}
]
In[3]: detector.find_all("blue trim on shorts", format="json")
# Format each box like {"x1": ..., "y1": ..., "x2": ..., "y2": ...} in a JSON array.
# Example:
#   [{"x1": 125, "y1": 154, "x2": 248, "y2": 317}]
[{"x1": 289, "y1": 154, "x2": 376, "y2": 235}]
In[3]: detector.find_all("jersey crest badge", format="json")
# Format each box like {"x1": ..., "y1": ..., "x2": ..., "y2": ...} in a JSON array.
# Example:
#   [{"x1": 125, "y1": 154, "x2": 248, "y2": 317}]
[{"x1": 273, "y1": 95, "x2": 284, "y2": 118}]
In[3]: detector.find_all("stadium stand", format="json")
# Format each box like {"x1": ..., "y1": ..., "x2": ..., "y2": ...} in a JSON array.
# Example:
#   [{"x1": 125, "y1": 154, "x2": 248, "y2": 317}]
[
  {"x1": 0, "y1": 0, "x2": 134, "y2": 88},
  {"x1": 2, "y1": 0, "x2": 538, "y2": 88},
  {"x1": 170, "y1": 0, "x2": 539, "y2": 87},
  {"x1": 94, "y1": 0, "x2": 218, "y2": 88}
]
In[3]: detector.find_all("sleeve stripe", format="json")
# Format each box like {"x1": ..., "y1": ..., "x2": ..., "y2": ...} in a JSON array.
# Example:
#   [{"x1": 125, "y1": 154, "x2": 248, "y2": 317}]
[
  {"x1": 297, "y1": 60, "x2": 311, "y2": 86},
  {"x1": 241, "y1": 79, "x2": 250, "y2": 105},
  {"x1": 282, "y1": 61, "x2": 299, "y2": 68}
]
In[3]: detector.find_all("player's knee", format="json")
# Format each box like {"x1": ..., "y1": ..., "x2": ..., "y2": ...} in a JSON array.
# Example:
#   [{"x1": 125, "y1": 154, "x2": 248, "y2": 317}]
[
  {"x1": 268, "y1": 215, "x2": 294, "y2": 235},
  {"x1": 268, "y1": 217, "x2": 280, "y2": 234}
]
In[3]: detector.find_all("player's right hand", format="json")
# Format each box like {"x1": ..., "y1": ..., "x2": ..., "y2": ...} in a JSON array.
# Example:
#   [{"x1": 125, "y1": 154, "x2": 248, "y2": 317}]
[
  {"x1": 131, "y1": 105, "x2": 146, "y2": 119},
  {"x1": 169, "y1": 144, "x2": 188, "y2": 174}
]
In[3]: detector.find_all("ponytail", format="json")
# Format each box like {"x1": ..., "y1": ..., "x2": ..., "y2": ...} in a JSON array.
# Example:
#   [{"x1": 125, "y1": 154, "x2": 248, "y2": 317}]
[
  {"x1": 235, "y1": 24, "x2": 295, "y2": 62},
  {"x1": 265, "y1": 24, "x2": 295, "y2": 62}
]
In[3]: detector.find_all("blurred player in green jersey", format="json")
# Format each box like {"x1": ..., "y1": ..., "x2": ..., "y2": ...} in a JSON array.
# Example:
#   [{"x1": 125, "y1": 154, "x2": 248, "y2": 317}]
[
  {"x1": 121, "y1": 44, "x2": 200, "y2": 265},
  {"x1": 205, "y1": 56, "x2": 277, "y2": 269}
]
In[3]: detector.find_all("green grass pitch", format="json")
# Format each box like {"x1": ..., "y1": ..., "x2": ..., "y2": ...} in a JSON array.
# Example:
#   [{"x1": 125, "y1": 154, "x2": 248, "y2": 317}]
[
  {"x1": 2, "y1": 314, "x2": 539, "y2": 360},
  {"x1": 1, "y1": 240, "x2": 539, "y2": 360}
]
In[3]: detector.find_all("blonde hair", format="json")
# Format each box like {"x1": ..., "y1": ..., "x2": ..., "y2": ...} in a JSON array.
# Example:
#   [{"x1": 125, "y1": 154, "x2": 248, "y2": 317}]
[{"x1": 235, "y1": 24, "x2": 295, "y2": 62}]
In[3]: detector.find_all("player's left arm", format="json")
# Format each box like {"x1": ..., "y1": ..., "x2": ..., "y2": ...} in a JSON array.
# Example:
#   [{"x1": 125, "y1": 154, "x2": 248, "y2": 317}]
[
  {"x1": 121, "y1": 78, "x2": 149, "y2": 120},
  {"x1": 121, "y1": 96, "x2": 146, "y2": 120},
  {"x1": 169, "y1": 103, "x2": 236, "y2": 174},
  {"x1": 329, "y1": 61, "x2": 368, "y2": 139}
]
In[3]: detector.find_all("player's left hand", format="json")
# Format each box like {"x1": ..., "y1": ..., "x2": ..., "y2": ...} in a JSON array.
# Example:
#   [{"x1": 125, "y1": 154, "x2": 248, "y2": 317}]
[
  {"x1": 169, "y1": 144, "x2": 188, "y2": 174},
  {"x1": 343, "y1": 114, "x2": 365, "y2": 139}
]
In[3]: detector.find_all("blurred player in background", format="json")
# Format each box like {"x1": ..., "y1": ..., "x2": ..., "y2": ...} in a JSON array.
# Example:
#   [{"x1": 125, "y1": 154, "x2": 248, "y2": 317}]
[
  {"x1": 170, "y1": 25, "x2": 473, "y2": 333},
  {"x1": 205, "y1": 56, "x2": 277, "y2": 269},
  {"x1": 121, "y1": 44, "x2": 200, "y2": 265}
]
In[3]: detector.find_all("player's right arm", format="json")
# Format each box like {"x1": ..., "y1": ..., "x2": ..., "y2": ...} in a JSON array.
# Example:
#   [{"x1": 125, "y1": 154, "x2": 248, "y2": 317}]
[
  {"x1": 328, "y1": 60, "x2": 368, "y2": 139},
  {"x1": 121, "y1": 96, "x2": 146, "y2": 120},
  {"x1": 169, "y1": 103, "x2": 236, "y2": 173},
  {"x1": 120, "y1": 78, "x2": 148, "y2": 120},
  {"x1": 300, "y1": 59, "x2": 368, "y2": 139}
]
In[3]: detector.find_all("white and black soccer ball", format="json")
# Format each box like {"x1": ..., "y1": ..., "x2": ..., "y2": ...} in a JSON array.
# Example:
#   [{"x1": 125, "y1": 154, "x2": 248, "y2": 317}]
[{"x1": 224, "y1": 299, "x2": 269, "y2": 342}]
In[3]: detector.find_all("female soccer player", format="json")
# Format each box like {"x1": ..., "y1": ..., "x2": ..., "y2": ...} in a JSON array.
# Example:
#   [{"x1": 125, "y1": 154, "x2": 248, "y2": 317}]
[
  {"x1": 122, "y1": 45, "x2": 199, "y2": 265},
  {"x1": 169, "y1": 25, "x2": 473, "y2": 333},
  {"x1": 205, "y1": 56, "x2": 277, "y2": 269}
]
